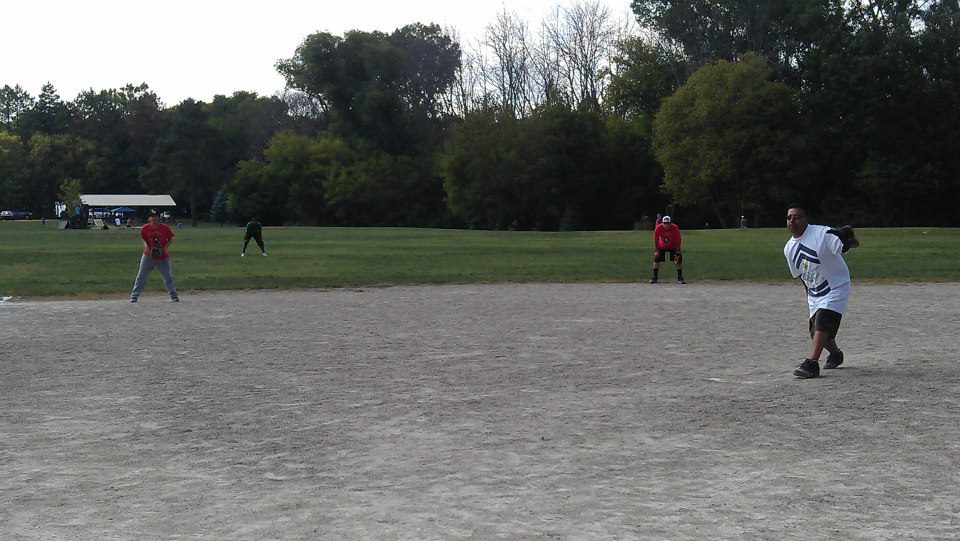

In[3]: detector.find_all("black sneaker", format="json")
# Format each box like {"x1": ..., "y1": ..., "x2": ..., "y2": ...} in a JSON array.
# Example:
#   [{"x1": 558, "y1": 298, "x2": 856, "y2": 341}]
[
  {"x1": 130, "y1": 297, "x2": 138, "y2": 303},
  {"x1": 677, "y1": 278, "x2": 686, "y2": 284},
  {"x1": 649, "y1": 277, "x2": 658, "y2": 284},
  {"x1": 171, "y1": 296, "x2": 180, "y2": 302},
  {"x1": 824, "y1": 350, "x2": 844, "y2": 369},
  {"x1": 794, "y1": 358, "x2": 820, "y2": 378}
]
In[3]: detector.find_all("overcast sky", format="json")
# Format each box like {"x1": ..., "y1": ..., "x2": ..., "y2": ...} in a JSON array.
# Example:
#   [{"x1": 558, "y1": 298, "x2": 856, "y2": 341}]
[{"x1": 3, "y1": 0, "x2": 633, "y2": 106}]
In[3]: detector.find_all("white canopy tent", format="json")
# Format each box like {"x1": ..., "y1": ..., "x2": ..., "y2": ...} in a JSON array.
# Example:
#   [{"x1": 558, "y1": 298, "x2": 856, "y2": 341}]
[
  {"x1": 74, "y1": 194, "x2": 179, "y2": 228},
  {"x1": 80, "y1": 194, "x2": 177, "y2": 208}
]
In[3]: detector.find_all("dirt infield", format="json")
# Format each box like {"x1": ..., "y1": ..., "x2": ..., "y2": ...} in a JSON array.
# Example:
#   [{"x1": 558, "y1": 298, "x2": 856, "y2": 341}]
[{"x1": 2, "y1": 283, "x2": 959, "y2": 539}]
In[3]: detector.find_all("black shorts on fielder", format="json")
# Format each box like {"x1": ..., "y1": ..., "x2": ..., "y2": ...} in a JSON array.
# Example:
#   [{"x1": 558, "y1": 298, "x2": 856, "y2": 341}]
[
  {"x1": 809, "y1": 309, "x2": 843, "y2": 339},
  {"x1": 655, "y1": 249, "x2": 679, "y2": 263}
]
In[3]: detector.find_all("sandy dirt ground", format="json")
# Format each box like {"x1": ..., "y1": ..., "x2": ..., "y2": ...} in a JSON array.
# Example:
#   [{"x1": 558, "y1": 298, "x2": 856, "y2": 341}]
[{"x1": 1, "y1": 282, "x2": 959, "y2": 540}]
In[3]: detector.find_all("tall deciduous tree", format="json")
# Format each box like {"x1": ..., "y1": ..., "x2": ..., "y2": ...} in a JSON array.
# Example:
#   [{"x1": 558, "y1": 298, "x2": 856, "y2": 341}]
[
  {"x1": 520, "y1": 103, "x2": 610, "y2": 229},
  {"x1": 629, "y1": 0, "x2": 832, "y2": 83},
  {"x1": 443, "y1": 103, "x2": 659, "y2": 230},
  {"x1": 653, "y1": 54, "x2": 806, "y2": 227},
  {"x1": 0, "y1": 131, "x2": 28, "y2": 209},
  {"x1": 23, "y1": 133, "x2": 85, "y2": 217},
  {"x1": 231, "y1": 132, "x2": 353, "y2": 226},
  {"x1": 277, "y1": 24, "x2": 460, "y2": 155},
  {"x1": 443, "y1": 106, "x2": 528, "y2": 229},
  {"x1": 140, "y1": 99, "x2": 223, "y2": 226},
  {"x1": 205, "y1": 91, "x2": 290, "y2": 164},
  {"x1": 324, "y1": 151, "x2": 446, "y2": 227},
  {"x1": 603, "y1": 114, "x2": 666, "y2": 227},
  {"x1": 70, "y1": 89, "x2": 128, "y2": 193},
  {"x1": 483, "y1": 10, "x2": 535, "y2": 116},
  {"x1": 118, "y1": 84, "x2": 165, "y2": 175},
  {"x1": 542, "y1": 0, "x2": 625, "y2": 110},
  {"x1": 230, "y1": 159, "x2": 289, "y2": 226},
  {"x1": 606, "y1": 36, "x2": 687, "y2": 118},
  {"x1": 800, "y1": 0, "x2": 960, "y2": 225},
  {"x1": 444, "y1": 28, "x2": 486, "y2": 117}
]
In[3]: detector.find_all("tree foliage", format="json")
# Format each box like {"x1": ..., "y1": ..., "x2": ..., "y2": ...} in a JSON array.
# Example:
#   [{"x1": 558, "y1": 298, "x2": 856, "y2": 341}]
[
  {"x1": 231, "y1": 132, "x2": 350, "y2": 225},
  {"x1": 140, "y1": 99, "x2": 223, "y2": 226},
  {"x1": 654, "y1": 54, "x2": 806, "y2": 227},
  {"x1": 1, "y1": 5, "x2": 958, "y2": 228},
  {"x1": 0, "y1": 131, "x2": 28, "y2": 210},
  {"x1": 442, "y1": 107, "x2": 528, "y2": 229},
  {"x1": 606, "y1": 37, "x2": 687, "y2": 119},
  {"x1": 57, "y1": 178, "x2": 83, "y2": 217},
  {"x1": 629, "y1": 0, "x2": 833, "y2": 82},
  {"x1": 624, "y1": 0, "x2": 960, "y2": 226},
  {"x1": 209, "y1": 190, "x2": 231, "y2": 225},
  {"x1": 443, "y1": 104, "x2": 661, "y2": 230},
  {"x1": 797, "y1": 0, "x2": 960, "y2": 225},
  {"x1": 0, "y1": 85, "x2": 34, "y2": 129},
  {"x1": 277, "y1": 24, "x2": 460, "y2": 155}
]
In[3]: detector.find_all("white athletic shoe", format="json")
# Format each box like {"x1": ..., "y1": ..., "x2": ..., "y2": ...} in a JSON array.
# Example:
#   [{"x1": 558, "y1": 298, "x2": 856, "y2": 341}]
[
  {"x1": 261, "y1": 252, "x2": 267, "y2": 256},
  {"x1": 240, "y1": 253, "x2": 246, "y2": 257}
]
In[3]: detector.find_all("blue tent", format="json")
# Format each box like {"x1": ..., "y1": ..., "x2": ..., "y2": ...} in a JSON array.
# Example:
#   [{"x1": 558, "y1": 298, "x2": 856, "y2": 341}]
[{"x1": 111, "y1": 207, "x2": 136, "y2": 213}]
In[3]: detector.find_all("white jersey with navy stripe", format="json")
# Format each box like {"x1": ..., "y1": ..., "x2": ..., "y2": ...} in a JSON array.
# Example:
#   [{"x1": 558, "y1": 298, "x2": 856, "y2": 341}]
[{"x1": 784, "y1": 224, "x2": 851, "y2": 317}]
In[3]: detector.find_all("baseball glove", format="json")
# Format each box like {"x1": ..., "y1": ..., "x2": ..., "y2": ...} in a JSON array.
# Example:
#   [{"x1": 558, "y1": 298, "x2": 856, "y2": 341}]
[
  {"x1": 827, "y1": 225, "x2": 859, "y2": 253},
  {"x1": 150, "y1": 247, "x2": 164, "y2": 258}
]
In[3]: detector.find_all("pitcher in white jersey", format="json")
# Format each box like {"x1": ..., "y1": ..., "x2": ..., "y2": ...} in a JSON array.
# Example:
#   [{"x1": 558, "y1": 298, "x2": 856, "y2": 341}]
[{"x1": 784, "y1": 206, "x2": 854, "y2": 378}]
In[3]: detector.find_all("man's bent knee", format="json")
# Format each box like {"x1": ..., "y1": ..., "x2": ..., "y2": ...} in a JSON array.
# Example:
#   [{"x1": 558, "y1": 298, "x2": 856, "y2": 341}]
[{"x1": 809, "y1": 309, "x2": 843, "y2": 339}]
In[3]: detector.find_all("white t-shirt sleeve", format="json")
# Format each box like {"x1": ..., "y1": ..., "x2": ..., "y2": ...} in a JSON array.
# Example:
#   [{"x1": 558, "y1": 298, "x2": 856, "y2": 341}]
[{"x1": 823, "y1": 228, "x2": 844, "y2": 255}]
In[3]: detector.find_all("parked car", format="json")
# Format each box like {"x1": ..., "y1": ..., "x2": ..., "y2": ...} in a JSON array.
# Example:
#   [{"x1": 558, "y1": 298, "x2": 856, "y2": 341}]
[{"x1": 0, "y1": 209, "x2": 33, "y2": 220}]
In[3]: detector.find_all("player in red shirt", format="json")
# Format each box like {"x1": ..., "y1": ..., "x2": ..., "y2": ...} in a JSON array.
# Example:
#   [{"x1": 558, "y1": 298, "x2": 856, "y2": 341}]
[
  {"x1": 130, "y1": 210, "x2": 179, "y2": 302},
  {"x1": 649, "y1": 215, "x2": 685, "y2": 284}
]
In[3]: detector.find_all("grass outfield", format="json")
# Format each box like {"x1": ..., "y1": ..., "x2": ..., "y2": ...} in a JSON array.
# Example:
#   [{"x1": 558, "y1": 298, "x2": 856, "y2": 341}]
[{"x1": 0, "y1": 220, "x2": 956, "y2": 299}]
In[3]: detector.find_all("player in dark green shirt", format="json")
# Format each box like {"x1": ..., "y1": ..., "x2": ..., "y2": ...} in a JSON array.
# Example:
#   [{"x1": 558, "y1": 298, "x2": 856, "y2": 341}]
[{"x1": 241, "y1": 218, "x2": 266, "y2": 257}]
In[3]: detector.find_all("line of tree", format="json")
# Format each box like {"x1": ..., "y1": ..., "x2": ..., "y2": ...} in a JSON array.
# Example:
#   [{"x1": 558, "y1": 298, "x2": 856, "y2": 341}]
[{"x1": 1, "y1": 0, "x2": 957, "y2": 229}]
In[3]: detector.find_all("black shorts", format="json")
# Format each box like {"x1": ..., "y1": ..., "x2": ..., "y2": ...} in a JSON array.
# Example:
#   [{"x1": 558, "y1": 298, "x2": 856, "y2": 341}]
[
  {"x1": 655, "y1": 249, "x2": 679, "y2": 262},
  {"x1": 809, "y1": 309, "x2": 843, "y2": 339},
  {"x1": 244, "y1": 232, "x2": 263, "y2": 242}
]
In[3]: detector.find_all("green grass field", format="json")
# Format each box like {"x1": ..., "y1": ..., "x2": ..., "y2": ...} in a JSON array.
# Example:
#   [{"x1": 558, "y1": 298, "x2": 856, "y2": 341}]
[{"x1": 0, "y1": 220, "x2": 956, "y2": 299}]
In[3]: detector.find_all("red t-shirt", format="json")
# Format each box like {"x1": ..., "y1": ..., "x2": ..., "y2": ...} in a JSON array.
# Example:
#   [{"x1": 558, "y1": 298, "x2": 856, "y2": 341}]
[
  {"x1": 141, "y1": 223, "x2": 175, "y2": 259},
  {"x1": 654, "y1": 222, "x2": 682, "y2": 250}
]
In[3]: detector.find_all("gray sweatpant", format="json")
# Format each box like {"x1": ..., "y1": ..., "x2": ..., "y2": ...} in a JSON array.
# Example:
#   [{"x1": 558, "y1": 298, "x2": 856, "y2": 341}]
[{"x1": 131, "y1": 255, "x2": 178, "y2": 300}]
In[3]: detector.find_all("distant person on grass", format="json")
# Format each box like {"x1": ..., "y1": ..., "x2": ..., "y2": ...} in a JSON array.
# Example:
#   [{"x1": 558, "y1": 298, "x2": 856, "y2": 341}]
[
  {"x1": 784, "y1": 206, "x2": 859, "y2": 378},
  {"x1": 649, "y1": 215, "x2": 685, "y2": 284},
  {"x1": 241, "y1": 217, "x2": 266, "y2": 257},
  {"x1": 130, "y1": 210, "x2": 178, "y2": 303}
]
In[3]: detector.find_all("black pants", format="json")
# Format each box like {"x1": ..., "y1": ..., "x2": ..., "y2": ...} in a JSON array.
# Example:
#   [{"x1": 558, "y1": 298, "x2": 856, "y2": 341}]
[{"x1": 243, "y1": 233, "x2": 264, "y2": 252}]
